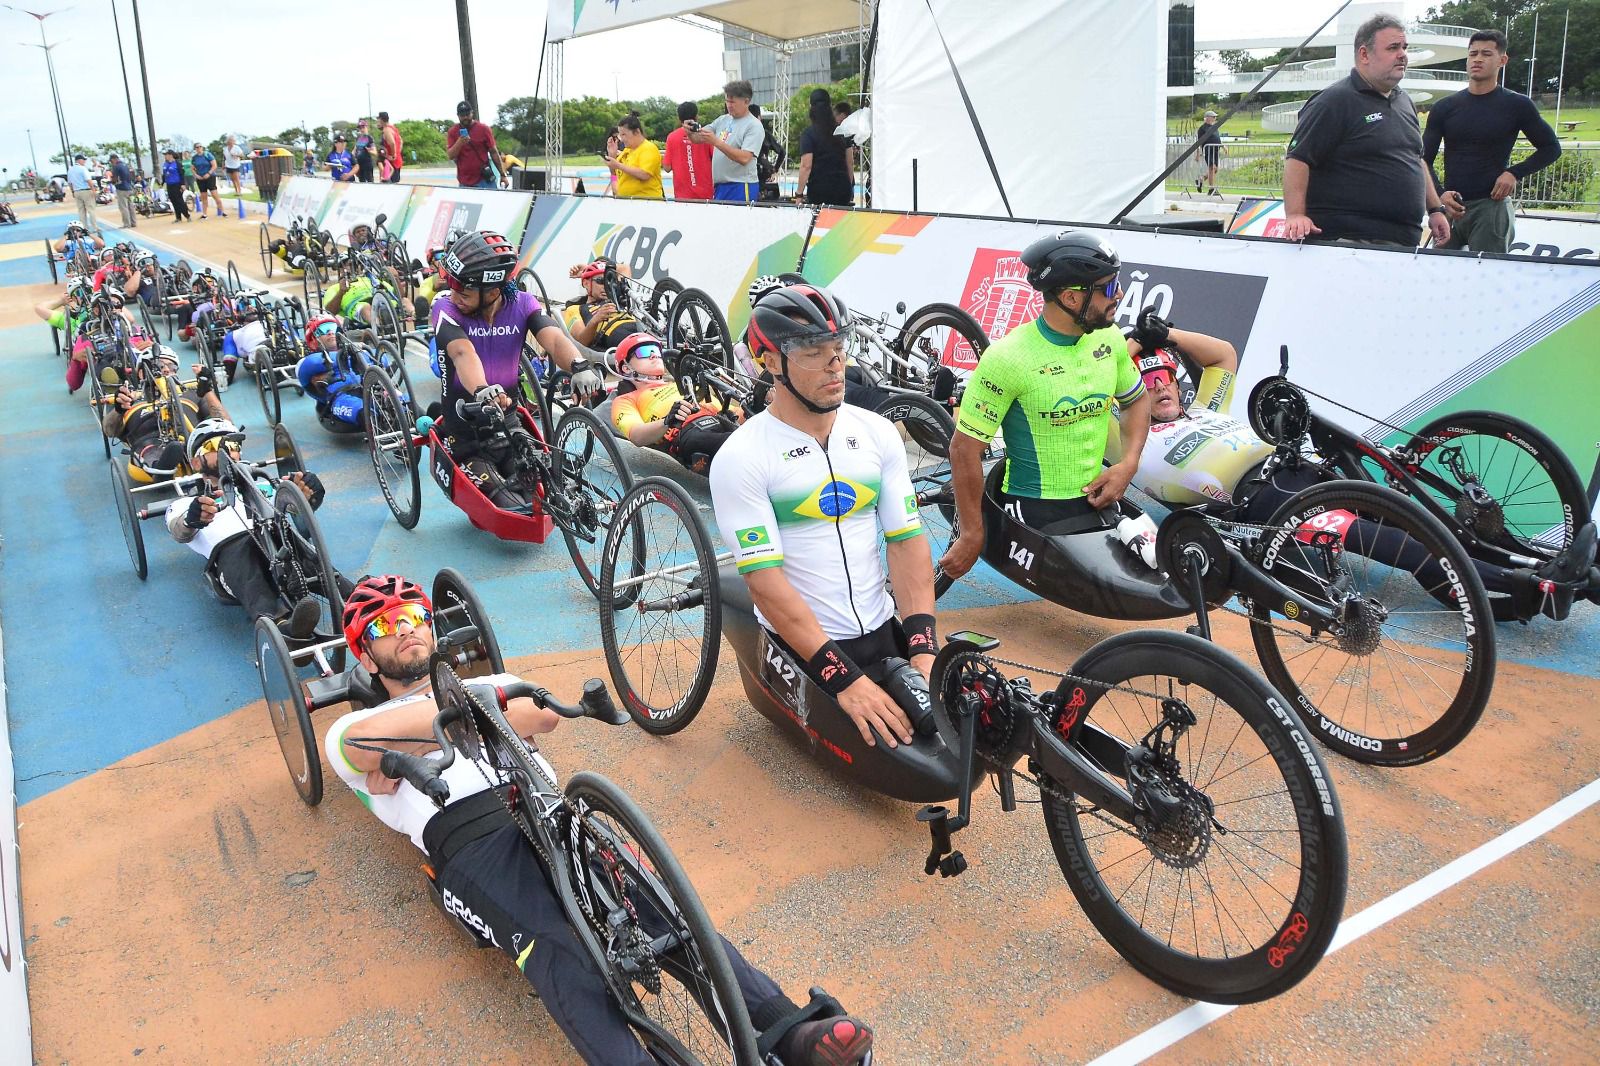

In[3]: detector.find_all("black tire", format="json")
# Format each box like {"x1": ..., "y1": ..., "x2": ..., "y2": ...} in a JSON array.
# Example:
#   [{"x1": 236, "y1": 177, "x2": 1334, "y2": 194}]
[
  {"x1": 899, "y1": 302, "x2": 988, "y2": 394},
  {"x1": 600, "y1": 479, "x2": 719, "y2": 735},
  {"x1": 50, "y1": 324, "x2": 61, "y2": 359},
  {"x1": 302, "y1": 257, "x2": 323, "y2": 314},
  {"x1": 193, "y1": 314, "x2": 219, "y2": 379},
  {"x1": 274, "y1": 480, "x2": 345, "y2": 641},
  {"x1": 362, "y1": 366, "x2": 422, "y2": 529},
  {"x1": 371, "y1": 291, "x2": 404, "y2": 356},
  {"x1": 431, "y1": 567, "x2": 505, "y2": 677},
  {"x1": 1407, "y1": 409, "x2": 1590, "y2": 563},
  {"x1": 648, "y1": 277, "x2": 683, "y2": 325},
  {"x1": 563, "y1": 771, "x2": 760, "y2": 1065},
  {"x1": 44, "y1": 239, "x2": 58, "y2": 284},
  {"x1": 1251, "y1": 480, "x2": 1497, "y2": 766},
  {"x1": 518, "y1": 352, "x2": 556, "y2": 443},
  {"x1": 872, "y1": 390, "x2": 955, "y2": 465},
  {"x1": 109, "y1": 457, "x2": 148, "y2": 580},
  {"x1": 256, "y1": 349, "x2": 282, "y2": 425},
  {"x1": 1033, "y1": 629, "x2": 1347, "y2": 1004},
  {"x1": 136, "y1": 301, "x2": 160, "y2": 350},
  {"x1": 226, "y1": 259, "x2": 243, "y2": 295},
  {"x1": 372, "y1": 340, "x2": 416, "y2": 420},
  {"x1": 552, "y1": 406, "x2": 636, "y2": 598},
  {"x1": 665, "y1": 288, "x2": 735, "y2": 371},
  {"x1": 254, "y1": 617, "x2": 322, "y2": 806},
  {"x1": 516, "y1": 267, "x2": 552, "y2": 311},
  {"x1": 258, "y1": 222, "x2": 274, "y2": 279}
]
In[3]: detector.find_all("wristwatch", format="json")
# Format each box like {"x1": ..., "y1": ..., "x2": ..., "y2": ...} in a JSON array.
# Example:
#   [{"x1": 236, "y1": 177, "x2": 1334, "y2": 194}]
[{"x1": 1427, "y1": 206, "x2": 1445, "y2": 215}]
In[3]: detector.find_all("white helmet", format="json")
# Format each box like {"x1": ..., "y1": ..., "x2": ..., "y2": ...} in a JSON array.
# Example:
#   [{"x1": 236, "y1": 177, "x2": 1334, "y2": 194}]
[
  {"x1": 186, "y1": 418, "x2": 238, "y2": 460},
  {"x1": 747, "y1": 274, "x2": 785, "y2": 307}
]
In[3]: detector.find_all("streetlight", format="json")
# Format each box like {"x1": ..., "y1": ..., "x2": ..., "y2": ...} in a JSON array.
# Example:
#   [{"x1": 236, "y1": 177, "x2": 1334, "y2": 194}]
[
  {"x1": 6, "y1": 6, "x2": 73, "y2": 168},
  {"x1": 25, "y1": 128, "x2": 39, "y2": 181},
  {"x1": 129, "y1": 0, "x2": 159, "y2": 169},
  {"x1": 109, "y1": 0, "x2": 144, "y2": 173}
]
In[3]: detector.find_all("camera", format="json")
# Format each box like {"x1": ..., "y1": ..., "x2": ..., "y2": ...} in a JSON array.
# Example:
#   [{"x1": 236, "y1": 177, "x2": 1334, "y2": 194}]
[{"x1": 685, "y1": 120, "x2": 701, "y2": 133}]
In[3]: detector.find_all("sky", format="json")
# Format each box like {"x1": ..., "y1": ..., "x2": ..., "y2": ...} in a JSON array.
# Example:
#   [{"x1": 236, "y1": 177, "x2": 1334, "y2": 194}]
[{"x1": 0, "y1": 0, "x2": 1426, "y2": 179}]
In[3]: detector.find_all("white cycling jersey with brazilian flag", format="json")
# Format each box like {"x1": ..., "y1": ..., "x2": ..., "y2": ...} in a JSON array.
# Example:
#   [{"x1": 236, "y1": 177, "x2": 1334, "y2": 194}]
[{"x1": 709, "y1": 406, "x2": 922, "y2": 641}]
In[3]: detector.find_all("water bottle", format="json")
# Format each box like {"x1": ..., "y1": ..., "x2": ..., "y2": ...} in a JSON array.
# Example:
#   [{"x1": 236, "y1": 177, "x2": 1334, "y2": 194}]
[{"x1": 1116, "y1": 513, "x2": 1160, "y2": 570}]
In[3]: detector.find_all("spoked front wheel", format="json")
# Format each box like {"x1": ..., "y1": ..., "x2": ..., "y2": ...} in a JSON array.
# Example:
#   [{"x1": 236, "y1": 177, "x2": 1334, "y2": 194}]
[
  {"x1": 274, "y1": 480, "x2": 346, "y2": 643},
  {"x1": 665, "y1": 288, "x2": 735, "y2": 371},
  {"x1": 600, "y1": 478, "x2": 720, "y2": 735},
  {"x1": 563, "y1": 771, "x2": 760, "y2": 1066},
  {"x1": 1250, "y1": 479, "x2": 1497, "y2": 766},
  {"x1": 258, "y1": 222, "x2": 274, "y2": 278},
  {"x1": 899, "y1": 302, "x2": 988, "y2": 393},
  {"x1": 552, "y1": 406, "x2": 635, "y2": 598},
  {"x1": 362, "y1": 366, "x2": 422, "y2": 529},
  {"x1": 1036, "y1": 629, "x2": 1347, "y2": 1004}
]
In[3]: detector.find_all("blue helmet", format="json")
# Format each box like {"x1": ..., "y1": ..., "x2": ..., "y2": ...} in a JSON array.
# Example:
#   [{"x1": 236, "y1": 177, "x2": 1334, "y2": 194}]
[{"x1": 296, "y1": 351, "x2": 338, "y2": 394}]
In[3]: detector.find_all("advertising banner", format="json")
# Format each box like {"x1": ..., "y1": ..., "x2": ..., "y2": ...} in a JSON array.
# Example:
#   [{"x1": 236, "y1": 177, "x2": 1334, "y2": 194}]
[
  {"x1": 317, "y1": 181, "x2": 417, "y2": 242},
  {"x1": 398, "y1": 187, "x2": 537, "y2": 263},
  {"x1": 796, "y1": 207, "x2": 1600, "y2": 518},
  {"x1": 1, "y1": 630, "x2": 30, "y2": 1060},
  {"x1": 1227, "y1": 199, "x2": 1599, "y2": 262},
  {"x1": 517, "y1": 195, "x2": 816, "y2": 334},
  {"x1": 267, "y1": 175, "x2": 333, "y2": 230}
]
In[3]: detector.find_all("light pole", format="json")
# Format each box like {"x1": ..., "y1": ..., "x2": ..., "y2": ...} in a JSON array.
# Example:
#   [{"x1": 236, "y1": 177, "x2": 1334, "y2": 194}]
[
  {"x1": 6, "y1": 7, "x2": 73, "y2": 167},
  {"x1": 109, "y1": 0, "x2": 144, "y2": 173},
  {"x1": 455, "y1": 0, "x2": 479, "y2": 117},
  {"x1": 26, "y1": 128, "x2": 39, "y2": 181},
  {"x1": 129, "y1": 0, "x2": 158, "y2": 164}
]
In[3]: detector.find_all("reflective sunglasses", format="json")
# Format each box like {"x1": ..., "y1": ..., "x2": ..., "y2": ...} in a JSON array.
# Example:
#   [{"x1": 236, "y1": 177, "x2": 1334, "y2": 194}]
[
  {"x1": 364, "y1": 604, "x2": 432, "y2": 642},
  {"x1": 1140, "y1": 368, "x2": 1175, "y2": 389},
  {"x1": 314, "y1": 321, "x2": 340, "y2": 337},
  {"x1": 625, "y1": 342, "x2": 663, "y2": 363},
  {"x1": 1075, "y1": 277, "x2": 1121, "y2": 299},
  {"x1": 198, "y1": 437, "x2": 241, "y2": 457}
]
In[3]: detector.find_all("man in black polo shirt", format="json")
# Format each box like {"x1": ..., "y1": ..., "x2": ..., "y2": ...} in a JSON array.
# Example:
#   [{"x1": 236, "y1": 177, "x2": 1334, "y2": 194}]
[
  {"x1": 1283, "y1": 13, "x2": 1451, "y2": 247},
  {"x1": 1423, "y1": 29, "x2": 1561, "y2": 253}
]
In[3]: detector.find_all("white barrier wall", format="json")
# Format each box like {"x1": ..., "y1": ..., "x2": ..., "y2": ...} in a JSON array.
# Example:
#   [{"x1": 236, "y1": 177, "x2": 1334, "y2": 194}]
[
  {"x1": 269, "y1": 175, "x2": 333, "y2": 228},
  {"x1": 318, "y1": 181, "x2": 419, "y2": 241},
  {"x1": 1, "y1": 626, "x2": 30, "y2": 1060},
  {"x1": 399, "y1": 186, "x2": 537, "y2": 260}
]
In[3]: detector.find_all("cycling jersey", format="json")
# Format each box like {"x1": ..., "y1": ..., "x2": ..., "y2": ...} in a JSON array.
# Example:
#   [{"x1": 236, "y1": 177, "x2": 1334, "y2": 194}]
[
  {"x1": 431, "y1": 289, "x2": 560, "y2": 430},
  {"x1": 610, "y1": 382, "x2": 724, "y2": 439},
  {"x1": 164, "y1": 484, "x2": 263, "y2": 558},
  {"x1": 709, "y1": 405, "x2": 921, "y2": 640},
  {"x1": 325, "y1": 673, "x2": 559, "y2": 851},
  {"x1": 563, "y1": 299, "x2": 640, "y2": 350},
  {"x1": 956, "y1": 318, "x2": 1143, "y2": 499},
  {"x1": 1108, "y1": 408, "x2": 1275, "y2": 507}
]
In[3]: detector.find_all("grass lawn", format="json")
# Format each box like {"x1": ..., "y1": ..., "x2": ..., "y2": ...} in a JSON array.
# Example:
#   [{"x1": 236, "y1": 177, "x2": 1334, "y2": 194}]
[{"x1": 1170, "y1": 103, "x2": 1600, "y2": 143}]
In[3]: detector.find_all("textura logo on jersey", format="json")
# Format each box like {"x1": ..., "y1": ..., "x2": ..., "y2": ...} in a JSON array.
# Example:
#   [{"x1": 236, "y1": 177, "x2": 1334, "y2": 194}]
[{"x1": 1044, "y1": 393, "x2": 1110, "y2": 422}]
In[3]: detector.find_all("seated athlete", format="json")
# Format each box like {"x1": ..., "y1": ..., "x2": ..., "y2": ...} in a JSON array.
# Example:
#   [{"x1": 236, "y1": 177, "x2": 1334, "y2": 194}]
[
  {"x1": 294, "y1": 315, "x2": 371, "y2": 433},
  {"x1": 52, "y1": 222, "x2": 105, "y2": 261},
  {"x1": 431, "y1": 230, "x2": 603, "y2": 508},
  {"x1": 710, "y1": 284, "x2": 938, "y2": 750},
  {"x1": 563, "y1": 259, "x2": 642, "y2": 350},
  {"x1": 609, "y1": 333, "x2": 739, "y2": 474},
  {"x1": 164, "y1": 419, "x2": 331, "y2": 639},
  {"x1": 327, "y1": 575, "x2": 875, "y2": 1066},
  {"x1": 102, "y1": 346, "x2": 226, "y2": 482},
  {"x1": 941, "y1": 230, "x2": 1151, "y2": 580}
]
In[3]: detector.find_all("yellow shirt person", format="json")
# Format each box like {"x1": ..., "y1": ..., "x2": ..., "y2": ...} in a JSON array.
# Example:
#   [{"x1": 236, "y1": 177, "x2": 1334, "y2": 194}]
[{"x1": 614, "y1": 139, "x2": 664, "y2": 199}]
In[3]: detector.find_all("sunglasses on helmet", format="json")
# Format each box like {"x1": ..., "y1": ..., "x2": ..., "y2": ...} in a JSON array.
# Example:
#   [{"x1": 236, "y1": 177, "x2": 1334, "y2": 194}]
[{"x1": 363, "y1": 603, "x2": 432, "y2": 643}]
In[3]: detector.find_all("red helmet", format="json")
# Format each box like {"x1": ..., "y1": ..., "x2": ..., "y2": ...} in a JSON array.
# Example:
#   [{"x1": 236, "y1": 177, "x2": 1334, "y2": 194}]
[
  {"x1": 342, "y1": 575, "x2": 433, "y2": 650},
  {"x1": 1133, "y1": 346, "x2": 1180, "y2": 385},
  {"x1": 304, "y1": 314, "x2": 340, "y2": 350},
  {"x1": 578, "y1": 259, "x2": 611, "y2": 281},
  {"x1": 616, "y1": 332, "x2": 664, "y2": 365},
  {"x1": 745, "y1": 284, "x2": 847, "y2": 360}
]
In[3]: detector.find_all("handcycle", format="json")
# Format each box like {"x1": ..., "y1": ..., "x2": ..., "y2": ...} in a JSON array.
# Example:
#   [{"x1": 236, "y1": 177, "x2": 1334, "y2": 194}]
[
  {"x1": 253, "y1": 569, "x2": 775, "y2": 1063},
  {"x1": 259, "y1": 213, "x2": 335, "y2": 281},
  {"x1": 1244, "y1": 349, "x2": 1599, "y2": 624},
  {"x1": 574, "y1": 259, "x2": 737, "y2": 372},
  {"x1": 361, "y1": 361, "x2": 635, "y2": 596},
  {"x1": 243, "y1": 294, "x2": 313, "y2": 425},
  {"x1": 43, "y1": 238, "x2": 94, "y2": 285},
  {"x1": 590, "y1": 476, "x2": 1348, "y2": 1004}
]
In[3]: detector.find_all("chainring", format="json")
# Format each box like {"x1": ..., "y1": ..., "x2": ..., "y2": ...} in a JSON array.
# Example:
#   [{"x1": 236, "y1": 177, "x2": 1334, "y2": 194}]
[
  {"x1": 1156, "y1": 509, "x2": 1235, "y2": 605},
  {"x1": 1247, "y1": 376, "x2": 1311, "y2": 446}
]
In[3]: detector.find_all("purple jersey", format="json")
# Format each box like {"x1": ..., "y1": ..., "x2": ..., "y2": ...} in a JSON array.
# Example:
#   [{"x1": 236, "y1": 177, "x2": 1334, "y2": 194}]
[{"x1": 431, "y1": 288, "x2": 554, "y2": 383}]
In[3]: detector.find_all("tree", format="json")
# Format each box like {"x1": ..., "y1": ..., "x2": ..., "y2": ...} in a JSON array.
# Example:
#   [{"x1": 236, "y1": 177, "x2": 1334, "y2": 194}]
[
  {"x1": 275, "y1": 126, "x2": 312, "y2": 149},
  {"x1": 496, "y1": 96, "x2": 546, "y2": 154},
  {"x1": 563, "y1": 95, "x2": 625, "y2": 155},
  {"x1": 1425, "y1": 1, "x2": 1600, "y2": 96},
  {"x1": 396, "y1": 119, "x2": 447, "y2": 165},
  {"x1": 48, "y1": 144, "x2": 96, "y2": 167},
  {"x1": 95, "y1": 140, "x2": 135, "y2": 161}
]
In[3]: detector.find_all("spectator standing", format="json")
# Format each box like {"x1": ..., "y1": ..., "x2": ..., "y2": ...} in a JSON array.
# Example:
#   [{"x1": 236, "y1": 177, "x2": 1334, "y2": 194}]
[
  {"x1": 1194, "y1": 110, "x2": 1222, "y2": 196},
  {"x1": 192, "y1": 142, "x2": 225, "y2": 218},
  {"x1": 833, "y1": 100, "x2": 853, "y2": 126},
  {"x1": 327, "y1": 135, "x2": 356, "y2": 182},
  {"x1": 67, "y1": 153, "x2": 99, "y2": 234},
  {"x1": 663, "y1": 101, "x2": 715, "y2": 200},
  {"x1": 109, "y1": 153, "x2": 136, "y2": 228},
  {"x1": 162, "y1": 149, "x2": 191, "y2": 222},
  {"x1": 354, "y1": 119, "x2": 376, "y2": 183},
  {"x1": 794, "y1": 90, "x2": 854, "y2": 206},
  {"x1": 607, "y1": 113, "x2": 664, "y2": 199},
  {"x1": 750, "y1": 103, "x2": 786, "y2": 201},
  {"x1": 1283, "y1": 14, "x2": 1449, "y2": 247},
  {"x1": 377, "y1": 112, "x2": 404, "y2": 183},
  {"x1": 690, "y1": 79, "x2": 763, "y2": 203},
  {"x1": 1423, "y1": 29, "x2": 1561, "y2": 253},
  {"x1": 224, "y1": 136, "x2": 246, "y2": 196},
  {"x1": 447, "y1": 100, "x2": 509, "y2": 189},
  {"x1": 303, "y1": 148, "x2": 318, "y2": 177}
]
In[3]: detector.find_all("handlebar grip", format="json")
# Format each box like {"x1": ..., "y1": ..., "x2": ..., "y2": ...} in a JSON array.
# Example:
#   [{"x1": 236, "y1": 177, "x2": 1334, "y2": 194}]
[
  {"x1": 1279, "y1": 344, "x2": 1289, "y2": 376},
  {"x1": 378, "y1": 750, "x2": 452, "y2": 804}
]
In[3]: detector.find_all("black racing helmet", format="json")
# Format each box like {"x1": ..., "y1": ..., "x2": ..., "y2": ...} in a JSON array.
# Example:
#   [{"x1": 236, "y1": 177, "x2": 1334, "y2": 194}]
[
  {"x1": 1021, "y1": 230, "x2": 1121, "y2": 294},
  {"x1": 745, "y1": 283, "x2": 849, "y2": 360},
  {"x1": 440, "y1": 230, "x2": 518, "y2": 292}
]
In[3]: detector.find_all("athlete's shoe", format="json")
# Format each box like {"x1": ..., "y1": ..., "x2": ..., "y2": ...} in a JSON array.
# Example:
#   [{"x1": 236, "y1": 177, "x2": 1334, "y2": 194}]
[
  {"x1": 279, "y1": 597, "x2": 321, "y2": 641},
  {"x1": 782, "y1": 1016, "x2": 873, "y2": 1066}
]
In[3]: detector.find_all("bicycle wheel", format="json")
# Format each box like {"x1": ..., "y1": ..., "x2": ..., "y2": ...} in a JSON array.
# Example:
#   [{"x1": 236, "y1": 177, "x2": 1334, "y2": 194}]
[
  {"x1": 258, "y1": 222, "x2": 274, "y2": 278},
  {"x1": 431, "y1": 567, "x2": 505, "y2": 677},
  {"x1": 256, "y1": 351, "x2": 282, "y2": 426},
  {"x1": 50, "y1": 324, "x2": 61, "y2": 359},
  {"x1": 872, "y1": 390, "x2": 954, "y2": 470},
  {"x1": 1029, "y1": 629, "x2": 1347, "y2": 1004},
  {"x1": 1250, "y1": 480, "x2": 1496, "y2": 766},
  {"x1": 600, "y1": 479, "x2": 719, "y2": 735},
  {"x1": 226, "y1": 259, "x2": 243, "y2": 295},
  {"x1": 362, "y1": 366, "x2": 422, "y2": 529},
  {"x1": 109, "y1": 457, "x2": 148, "y2": 580},
  {"x1": 254, "y1": 616, "x2": 322, "y2": 806},
  {"x1": 553, "y1": 406, "x2": 636, "y2": 597},
  {"x1": 665, "y1": 288, "x2": 735, "y2": 371},
  {"x1": 563, "y1": 771, "x2": 760, "y2": 1065},
  {"x1": 1407, "y1": 410, "x2": 1589, "y2": 562},
  {"x1": 648, "y1": 277, "x2": 683, "y2": 325},
  {"x1": 518, "y1": 352, "x2": 556, "y2": 443},
  {"x1": 373, "y1": 340, "x2": 416, "y2": 419},
  {"x1": 371, "y1": 291, "x2": 404, "y2": 356},
  {"x1": 44, "y1": 240, "x2": 57, "y2": 284},
  {"x1": 302, "y1": 257, "x2": 324, "y2": 313},
  {"x1": 900, "y1": 302, "x2": 988, "y2": 393},
  {"x1": 275, "y1": 480, "x2": 345, "y2": 640}
]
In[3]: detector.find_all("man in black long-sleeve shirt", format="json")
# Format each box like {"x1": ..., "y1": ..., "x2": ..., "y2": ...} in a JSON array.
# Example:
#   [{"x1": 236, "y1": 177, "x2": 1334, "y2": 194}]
[{"x1": 1423, "y1": 29, "x2": 1561, "y2": 253}]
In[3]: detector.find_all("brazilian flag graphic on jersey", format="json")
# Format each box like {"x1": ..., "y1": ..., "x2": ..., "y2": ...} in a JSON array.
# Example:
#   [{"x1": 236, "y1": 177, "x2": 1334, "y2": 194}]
[
  {"x1": 777, "y1": 478, "x2": 879, "y2": 524},
  {"x1": 736, "y1": 525, "x2": 771, "y2": 548}
]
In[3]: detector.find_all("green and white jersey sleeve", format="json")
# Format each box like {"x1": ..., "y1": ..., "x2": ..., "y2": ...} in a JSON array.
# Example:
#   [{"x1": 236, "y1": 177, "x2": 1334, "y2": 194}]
[
  {"x1": 1108, "y1": 408, "x2": 1275, "y2": 507},
  {"x1": 709, "y1": 406, "x2": 921, "y2": 641}
]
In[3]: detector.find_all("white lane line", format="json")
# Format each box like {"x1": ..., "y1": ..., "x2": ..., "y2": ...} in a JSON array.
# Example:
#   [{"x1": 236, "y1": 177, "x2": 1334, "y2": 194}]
[{"x1": 1085, "y1": 775, "x2": 1600, "y2": 1066}]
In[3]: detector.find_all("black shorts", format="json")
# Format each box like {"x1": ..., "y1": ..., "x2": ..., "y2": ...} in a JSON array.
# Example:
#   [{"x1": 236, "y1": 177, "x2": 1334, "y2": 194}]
[
  {"x1": 1201, "y1": 143, "x2": 1221, "y2": 168},
  {"x1": 196, "y1": 174, "x2": 217, "y2": 193}
]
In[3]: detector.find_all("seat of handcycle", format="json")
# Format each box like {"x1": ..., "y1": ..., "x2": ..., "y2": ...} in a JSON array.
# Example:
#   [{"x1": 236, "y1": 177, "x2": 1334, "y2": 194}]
[
  {"x1": 977, "y1": 460, "x2": 1193, "y2": 622},
  {"x1": 716, "y1": 562, "x2": 983, "y2": 804}
]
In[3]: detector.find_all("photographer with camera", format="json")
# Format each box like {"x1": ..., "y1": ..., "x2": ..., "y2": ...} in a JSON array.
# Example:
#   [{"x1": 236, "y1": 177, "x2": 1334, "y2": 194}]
[
  {"x1": 664, "y1": 101, "x2": 714, "y2": 200},
  {"x1": 447, "y1": 100, "x2": 509, "y2": 190},
  {"x1": 689, "y1": 80, "x2": 764, "y2": 203}
]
